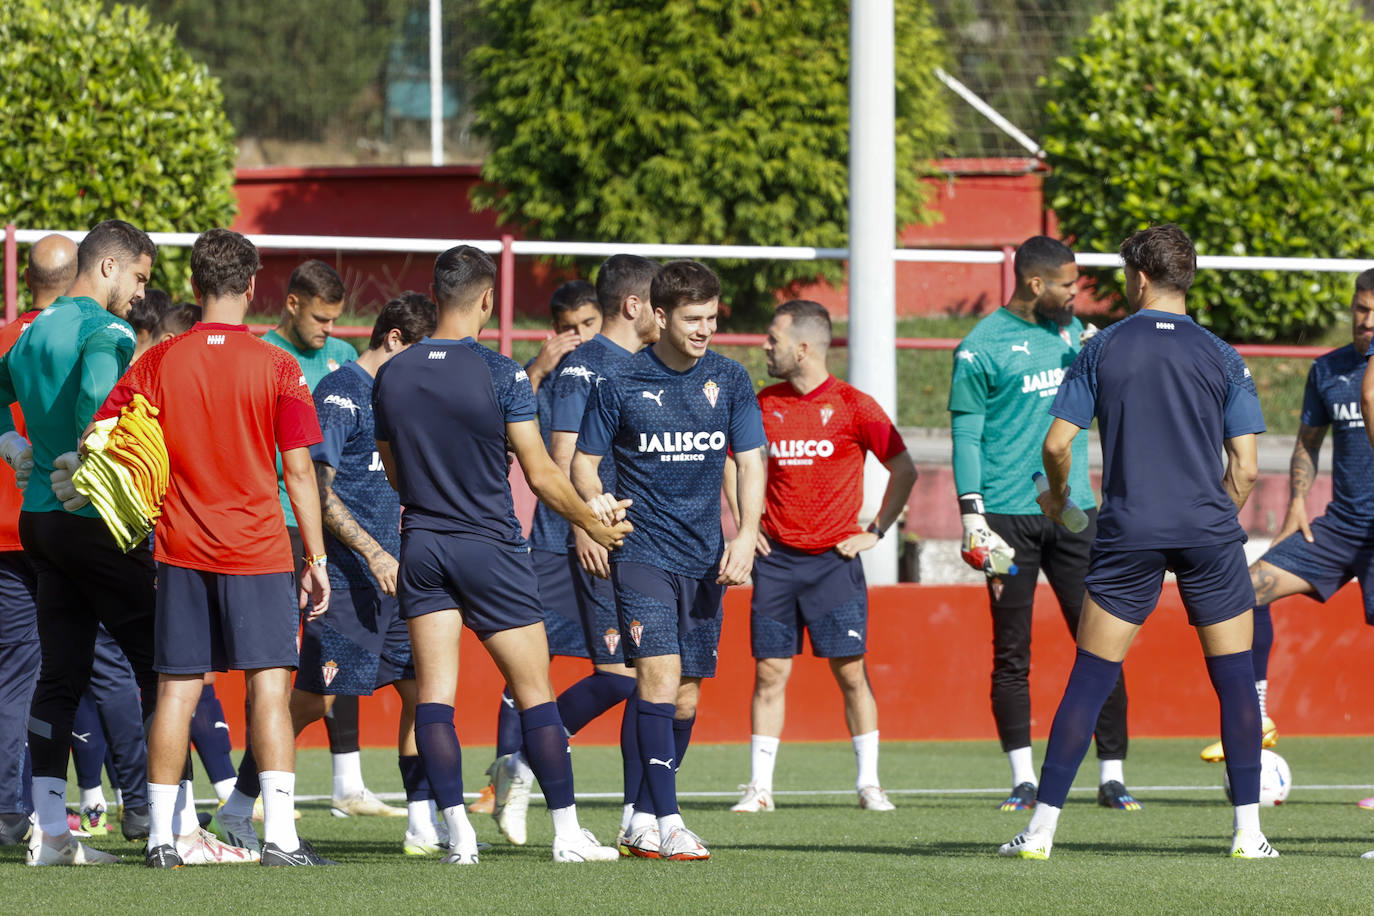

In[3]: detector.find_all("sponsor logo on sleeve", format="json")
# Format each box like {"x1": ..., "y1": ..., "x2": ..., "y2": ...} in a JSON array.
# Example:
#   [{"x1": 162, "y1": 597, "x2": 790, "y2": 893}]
[{"x1": 323, "y1": 394, "x2": 358, "y2": 413}]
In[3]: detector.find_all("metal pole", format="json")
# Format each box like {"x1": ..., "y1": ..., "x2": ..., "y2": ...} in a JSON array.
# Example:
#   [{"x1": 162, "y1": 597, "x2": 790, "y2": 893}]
[
  {"x1": 499, "y1": 234, "x2": 515, "y2": 356},
  {"x1": 4, "y1": 225, "x2": 16, "y2": 323},
  {"x1": 848, "y1": 0, "x2": 898, "y2": 584},
  {"x1": 429, "y1": 0, "x2": 443, "y2": 167}
]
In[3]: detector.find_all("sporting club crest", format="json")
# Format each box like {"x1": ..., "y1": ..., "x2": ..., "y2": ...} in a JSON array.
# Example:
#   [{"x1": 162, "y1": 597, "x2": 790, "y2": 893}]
[
  {"x1": 629, "y1": 619, "x2": 644, "y2": 647},
  {"x1": 604, "y1": 629, "x2": 620, "y2": 655},
  {"x1": 321, "y1": 659, "x2": 339, "y2": 687},
  {"x1": 819, "y1": 404, "x2": 834, "y2": 426},
  {"x1": 702, "y1": 379, "x2": 720, "y2": 408}
]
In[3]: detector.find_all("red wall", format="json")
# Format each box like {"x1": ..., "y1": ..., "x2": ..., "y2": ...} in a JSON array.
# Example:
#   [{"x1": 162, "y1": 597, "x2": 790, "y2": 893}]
[
  {"x1": 208, "y1": 582, "x2": 1374, "y2": 748},
  {"x1": 230, "y1": 160, "x2": 1049, "y2": 320}
]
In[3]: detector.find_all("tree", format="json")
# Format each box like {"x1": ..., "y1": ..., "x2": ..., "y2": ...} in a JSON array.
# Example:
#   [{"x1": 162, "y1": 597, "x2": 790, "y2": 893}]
[
  {"x1": 1041, "y1": 0, "x2": 1374, "y2": 341},
  {"x1": 0, "y1": 0, "x2": 237, "y2": 301},
  {"x1": 470, "y1": 0, "x2": 950, "y2": 324}
]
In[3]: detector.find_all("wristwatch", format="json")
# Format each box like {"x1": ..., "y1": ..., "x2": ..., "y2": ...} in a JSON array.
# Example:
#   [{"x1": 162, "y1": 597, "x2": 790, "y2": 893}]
[
  {"x1": 303, "y1": 553, "x2": 328, "y2": 568},
  {"x1": 866, "y1": 522, "x2": 885, "y2": 539}
]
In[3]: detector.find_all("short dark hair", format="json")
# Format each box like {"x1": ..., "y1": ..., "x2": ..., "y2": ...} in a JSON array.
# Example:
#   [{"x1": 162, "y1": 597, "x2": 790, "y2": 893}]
[
  {"x1": 775, "y1": 299, "x2": 832, "y2": 344},
  {"x1": 433, "y1": 245, "x2": 497, "y2": 310},
  {"x1": 154, "y1": 304, "x2": 201, "y2": 339},
  {"x1": 1354, "y1": 268, "x2": 1374, "y2": 299},
  {"x1": 287, "y1": 259, "x2": 345, "y2": 305},
  {"x1": 127, "y1": 288, "x2": 173, "y2": 335},
  {"x1": 75, "y1": 219, "x2": 156, "y2": 276},
  {"x1": 549, "y1": 279, "x2": 598, "y2": 320},
  {"x1": 370, "y1": 292, "x2": 437, "y2": 349},
  {"x1": 1119, "y1": 224, "x2": 1197, "y2": 295},
  {"x1": 1013, "y1": 236, "x2": 1075, "y2": 285},
  {"x1": 651, "y1": 260, "x2": 721, "y2": 314},
  {"x1": 190, "y1": 228, "x2": 261, "y2": 299},
  {"x1": 595, "y1": 254, "x2": 659, "y2": 319}
]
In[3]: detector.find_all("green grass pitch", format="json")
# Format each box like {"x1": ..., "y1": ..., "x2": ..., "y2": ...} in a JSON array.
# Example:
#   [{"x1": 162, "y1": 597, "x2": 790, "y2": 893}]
[{"x1": 8, "y1": 737, "x2": 1374, "y2": 913}]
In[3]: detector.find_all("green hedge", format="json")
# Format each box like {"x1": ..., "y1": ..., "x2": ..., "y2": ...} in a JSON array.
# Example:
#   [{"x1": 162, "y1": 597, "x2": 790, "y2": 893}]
[
  {"x1": 1041, "y1": 0, "x2": 1374, "y2": 341},
  {"x1": 0, "y1": 0, "x2": 237, "y2": 303}
]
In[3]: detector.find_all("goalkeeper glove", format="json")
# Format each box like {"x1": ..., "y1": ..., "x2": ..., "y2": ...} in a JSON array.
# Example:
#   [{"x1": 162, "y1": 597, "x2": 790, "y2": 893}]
[
  {"x1": 959, "y1": 493, "x2": 1017, "y2": 577},
  {"x1": 0, "y1": 431, "x2": 32, "y2": 490},
  {"x1": 50, "y1": 451, "x2": 90, "y2": 512}
]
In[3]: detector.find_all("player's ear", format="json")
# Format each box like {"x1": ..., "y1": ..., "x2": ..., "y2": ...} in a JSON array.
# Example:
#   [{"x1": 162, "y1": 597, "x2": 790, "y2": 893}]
[
  {"x1": 284, "y1": 291, "x2": 299, "y2": 315},
  {"x1": 245, "y1": 275, "x2": 256, "y2": 304}
]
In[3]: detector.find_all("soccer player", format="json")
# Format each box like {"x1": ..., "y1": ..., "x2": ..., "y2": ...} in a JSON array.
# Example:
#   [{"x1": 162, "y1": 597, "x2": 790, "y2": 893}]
[
  {"x1": 215, "y1": 292, "x2": 441, "y2": 856},
  {"x1": 128, "y1": 288, "x2": 174, "y2": 361},
  {"x1": 1000, "y1": 224, "x2": 1272, "y2": 860},
  {"x1": 373, "y1": 244, "x2": 630, "y2": 865},
  {"x1": 574, "y1": 259, "x2": 767, "y2": 862},
  {"x1": 949, "y1": 235, "x2": 1136, "y2": 812},
  {"x1": 93, "y1": 228, "x2": 332, "y2": 867},
  {"x1": 260, "y1": 260, "x2": 393, "y2": 817},
  {"x1": 0, "y1": 220, "x2": 159, "y2": 866},
  {"x1": 0, "y1": 234, "x2": 77, "y2": 847},
  {"x1": 731, "y1": 300, "x2": 917, "y2": 814}
]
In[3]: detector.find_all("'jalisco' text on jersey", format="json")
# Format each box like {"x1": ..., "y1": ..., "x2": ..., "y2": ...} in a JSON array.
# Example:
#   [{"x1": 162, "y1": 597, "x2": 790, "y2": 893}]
[{"x1": 578, "y1": 347, "x2": 766, "y2": 578}]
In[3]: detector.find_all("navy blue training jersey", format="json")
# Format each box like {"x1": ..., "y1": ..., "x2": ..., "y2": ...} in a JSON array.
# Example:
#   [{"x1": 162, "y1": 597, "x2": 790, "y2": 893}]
[
  {"x1": 578, "y1": 347, "x2": 766, "y2": 578},
  {"x1": 1308, "y1": 344, "x2": 1374, "y2": 526},
  {"x1": 1049, "y1": 309, "x2": 1266, "y2": 550},
  {"x1": 373, "y1": 337, "x2": 536, "y2": 545},
  {"x1": 526, "y1": 351, "x2": 571, "y2": 554},
  {"x1": 310, "y1": 362, "x2": 400, "y2": 589}
]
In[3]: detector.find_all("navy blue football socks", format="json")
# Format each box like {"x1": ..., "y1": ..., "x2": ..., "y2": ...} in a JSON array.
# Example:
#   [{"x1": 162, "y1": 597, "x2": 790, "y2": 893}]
[
  {"x1": 1251, "y1": 606, "x2": 1272, "y2": 681},
  {"x1": 520, "y1": 702, "x2": 575, "y2": 810},
  {"x1": 621, "y1": 695, "x2": 644, "y2": 809},
  {"x1": 234, "y1": 740, "x2": 260, "y2": 799},
  {"x1": 71, "y1": 694, "x2": 107, "y2": 791},
  {"x1": 495, "y1": 686, "x2": 522, "y2": 758},
  {"x1": 397, "y1": 754, "x2": 429, "y2": 803},
  {"x1": 189, "y1": 684, "x2": 236, "y2": 783},
  {"x1": 1207, "y1": 650, "x2": 1261, "y2": 806},
  {"x1": 414, "y1": 702, "x2": 464, "y2": 810},
  {"x1": 637, "y1": 699, "x2": 679, "y2": 817},
  {"x1": 673, "y1": 713, "x2": 695, "y2": 769},
  {"x1": 556, "y1": 671, "x2": 636, "y2": 736},
  {"x1": 1038, "y1": 648, "x2": 1123, "y2": 808}
]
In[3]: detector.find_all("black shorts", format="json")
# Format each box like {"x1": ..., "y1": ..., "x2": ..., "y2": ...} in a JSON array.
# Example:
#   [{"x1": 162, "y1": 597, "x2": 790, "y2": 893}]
[{"x1": 984, "y1": 510, "x2": 1096, "y2": 608}]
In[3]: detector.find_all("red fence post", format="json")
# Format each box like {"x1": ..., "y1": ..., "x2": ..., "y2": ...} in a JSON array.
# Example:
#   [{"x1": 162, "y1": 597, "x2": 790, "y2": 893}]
[
  {"x1": 4, "y1": 225, "x2": 16, "y2": 323},
  {"x1": 999, "y1": 244, "x2": 1015, "y2": 307},
  {"x1": 499, "y1": 234, "x2": 515, "y2": 357}
]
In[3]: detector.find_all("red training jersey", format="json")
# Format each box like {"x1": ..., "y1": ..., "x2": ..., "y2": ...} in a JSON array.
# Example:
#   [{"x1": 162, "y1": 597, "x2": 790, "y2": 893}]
[
  {"x1": 95, "y1": 323, "x2": 321, "y2": 574},
  {"x1": 0, "y1": 312, "x2": 40, "y2": 551},
  {"x1": 758, "y1": 375, "x2": 906, "y2": 553}
]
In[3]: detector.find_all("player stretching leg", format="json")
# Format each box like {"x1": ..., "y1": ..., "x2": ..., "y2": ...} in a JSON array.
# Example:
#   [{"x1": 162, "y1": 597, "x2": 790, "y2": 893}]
[
  {"x1": 731, "y1": 300, "x2": 916, "y2": 814},
  {"x1": 374, "y1": 245, "x2": 629, "y2": 865},
  {"x1": 95, "y1": 229, "x2": 333, "y2": 867},
  {"x1": 574, "y1": 260, "x2": 767, "y2": 862},
  {"x1": 999, "y1": 225, "x2": 1273, "y2": 860},
  {"x1": 1199, "y1": 272, "x2": 1374, "y2": 766},
  {"x1": 215, "y1": 294, "x2": 442, "y2": 857},
  {"x1": 950, "y1": 236, "x2": 1136, "y2": 812}
]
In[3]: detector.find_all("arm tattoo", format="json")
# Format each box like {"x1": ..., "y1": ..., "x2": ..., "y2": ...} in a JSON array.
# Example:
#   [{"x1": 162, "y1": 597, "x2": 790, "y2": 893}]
[
  {"x1": 315, "y1": 462, "x2": 387, "y2": 563},
  {"x1": 1289, "y1": 423, "x2": 1325, "y2": 501}
]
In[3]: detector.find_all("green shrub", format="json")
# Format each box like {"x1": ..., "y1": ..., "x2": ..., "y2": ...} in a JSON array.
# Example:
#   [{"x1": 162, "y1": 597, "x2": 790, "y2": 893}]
[
  {"x1": 470, "y1": 0, "x2": 950, "y2": 325},
  {"x1": 0, "y1": 0, "x2": 237, "y2": 304},
  {"x1": 1041, "y1": 0, "x2": 1374, "y2": 342}
]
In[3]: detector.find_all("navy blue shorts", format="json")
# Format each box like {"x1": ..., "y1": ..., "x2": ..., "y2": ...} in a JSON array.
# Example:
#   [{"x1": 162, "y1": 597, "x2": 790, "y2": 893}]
[
  {"x1": 297, "y1": 586, "x2": 413, "y2": 694},
  {"x1": 397, "y1": 529, "x2": 543, "y2": 639},
  {"x1": 611, "y1": 561, "x2": 724, "y2": 678},
  {"x1": 1085, "y1": 541, "x2": 1254, "y2": 627},
  {"x1": 0, "y1": 551, "x2": 37, "y2": 646},
  {"x1": 155, "y1": 564, "x2": 300, "y2": 673},
  {"x1": 533, "y1": 549, "x2": 589, "y2": 659},
  {"x1": 574, "y1": 555, "x2": 624, "y2": 665},
  {"x1": 1261, "y1": 514, "x2": 1374, "y2": 624},
  {"x1": 751, "y1": 543, "x2": 868, "y2": 658}
]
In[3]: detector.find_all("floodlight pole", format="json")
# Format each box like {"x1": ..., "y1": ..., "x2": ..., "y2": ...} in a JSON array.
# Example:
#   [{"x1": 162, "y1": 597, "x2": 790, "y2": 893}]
[
  {"x1": 848, "y1": 0, "x2": 899, "y2": 584},
  {"x1": 429, "y1": 0, "x2": 444, "y2": 166}
]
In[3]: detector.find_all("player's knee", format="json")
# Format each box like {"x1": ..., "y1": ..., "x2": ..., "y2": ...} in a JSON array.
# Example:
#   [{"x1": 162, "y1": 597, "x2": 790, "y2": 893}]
[
  {"x1": 754, "y1": 658, "x2": 790, "y2": 693},
  {"x1": 829, "y1": 656, "x2": 868, "y2": 693}
]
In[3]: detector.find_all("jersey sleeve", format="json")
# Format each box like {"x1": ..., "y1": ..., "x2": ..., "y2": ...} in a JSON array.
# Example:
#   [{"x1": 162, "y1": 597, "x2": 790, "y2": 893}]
[
  {"x1": 577, "y1": 378, "x2": 620, "y2": 457},
  {"x1": 77, "y1": 327, "x2": 135, "y2": 430},
  {"x1": 550, "y1": 362, "x2": 596, "y2": 433},
  {"x1": 1222, "y1": 347, "x2": 1266, "y2": 438},
  {"x1": 1048, "y1": 336, "x2": 1101, "y2": 429},
  {"x1": 274, "y1": 355, "x2": 322, "y2": 450},
  {"x1": 1299, "y1": 363, "x2": 1330, "y2": 428},
  {"x1": 947, "y1": 341, "x2": 991, "y2": 414},
  {"x1": 309, "y1": 379, "x2": 359, "y2": 468},
  {"x1": 728, "y1": 365, "x2": 767, "y2": 453},
  {"x1": 852, "y1": 392, "x2": 905, "y2": 462},
  {"x1": 371, "y1": 361, "x2": 394, "y2": 443}
]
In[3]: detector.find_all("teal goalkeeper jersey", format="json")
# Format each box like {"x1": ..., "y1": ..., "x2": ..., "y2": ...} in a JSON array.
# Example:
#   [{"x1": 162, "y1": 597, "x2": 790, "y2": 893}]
[
  {"x1": 0, "y1": 296, "x2": 136, "y2": 517},
  {"x1": 948, "y1": 307, "x2": 1096, "y2": 516},
  {"x1": 262, "y1": 329, "x2": 357, "y2": 527}
]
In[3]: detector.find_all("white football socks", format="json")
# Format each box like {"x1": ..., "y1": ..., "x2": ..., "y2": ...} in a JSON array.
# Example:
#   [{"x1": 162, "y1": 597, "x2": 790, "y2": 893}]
[
  {"x1": 172, "y1": 779, "x2": 197, "y2": 837},
  {"x1": 550, "y1": 804, "x2": 581, "y2": 842},
  {"x1": 1256, "y1": 679, "x2": 1269, "y2": 720},
  {"x1": 629, "y1": 809, "x2": 655, "y2": 832},
  {"x1": 33, "y1": 776, "x2": 69, "y2": 838},
  {"x1": 853, "y1": 730, "x2": 880, "y2": 789},
  {"x1": 213, "y1": 777, "x2": 236, "y2": 803},
  {"x1": 657, "y1": 812, "x2": 685, "y2": 838},
  {"x1": 1007, "y1": 746, "x2": 1035, "y2": 788},
  {"x1": 407, "y1": 800, "x2": 432, "y2": 837},
  {"x1": 1099, "y1": 758, "x2": 1124, "y2": 786},
  {"x1": 1026, "y1": 801, "x2": 1061, "y2": 837},
  {"x1": 441, "y1": 804, "x2": 478, "y2": 852},
  {"x1": 621, "y1": 803, "x2": 635, "y2": 832},
  {"x1": 80, "y1": 786, "x2": 106, "y2": 811},
  {"x1": 147, "y1": 782, "x2": 180, "y2": 849},
  {"x1": 749, "y1": 734, "x2": 780, "y2": 791},
  {"x1": 332, "y1": 751, "x2": 364, "y2": 799},
  {"x1": 259, "y1": 771, "x2": 300, "y2": 852},
  {"x1": 1234, "y1": 802, "x2": 1261, "y2": 834}
]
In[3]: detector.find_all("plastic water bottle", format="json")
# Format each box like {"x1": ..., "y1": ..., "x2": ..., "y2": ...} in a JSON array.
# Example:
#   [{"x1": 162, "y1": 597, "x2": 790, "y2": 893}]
[{"x1": 1032, "y1": 472, "x2": 1089, "y2": 533}]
